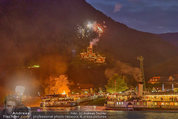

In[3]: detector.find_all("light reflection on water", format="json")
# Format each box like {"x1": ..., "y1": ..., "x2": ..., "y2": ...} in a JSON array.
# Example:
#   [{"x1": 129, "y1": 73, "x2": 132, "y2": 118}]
[
  {"x1": 40, "y1": 106, "x2": 106, "y2": 111},
  {"x1": 36, "y1": 106, "x2": 178, "y2": 119},
  {"x1": 107, "y1": 111, "x2": 178, "y2": 119}
]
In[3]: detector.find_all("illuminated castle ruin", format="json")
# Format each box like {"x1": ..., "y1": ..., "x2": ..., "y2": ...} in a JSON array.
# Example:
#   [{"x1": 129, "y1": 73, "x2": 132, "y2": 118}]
[{"x1": 80, "y1": 45, "x2": 105, "y2": 64}]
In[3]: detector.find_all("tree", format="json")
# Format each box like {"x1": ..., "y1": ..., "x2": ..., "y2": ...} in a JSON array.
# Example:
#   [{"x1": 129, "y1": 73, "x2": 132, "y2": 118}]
[{"x1": 105, "y1": 74, "x2": 128, "y2": 93}]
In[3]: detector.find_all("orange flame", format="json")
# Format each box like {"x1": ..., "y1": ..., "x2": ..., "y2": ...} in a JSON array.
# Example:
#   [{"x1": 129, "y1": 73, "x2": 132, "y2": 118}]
[
  {"x1": 62, "y1": 90, "x2": 66, "y2": 95},
  {"x1": 45, "y1": 75, "x2": 70, "y2": 95}
]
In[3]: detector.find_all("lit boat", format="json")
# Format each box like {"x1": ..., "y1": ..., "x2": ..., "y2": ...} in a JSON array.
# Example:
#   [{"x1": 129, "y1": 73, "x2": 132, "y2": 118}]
[
  {"x1": 106, "y1": 93, "x2": 178, "y2": 110},
  {"x1": 40, "y1": 94, "x2": 78, "y2": 107}
]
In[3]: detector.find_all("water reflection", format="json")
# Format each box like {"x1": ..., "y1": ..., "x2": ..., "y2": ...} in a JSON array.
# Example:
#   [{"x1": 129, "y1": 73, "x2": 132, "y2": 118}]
[
  {"x1": 33, "y1": 106, "x2": 178, "y2": 119},
  {"x1": 107, "y1": 111, "x2": 178, "y2": 119}
]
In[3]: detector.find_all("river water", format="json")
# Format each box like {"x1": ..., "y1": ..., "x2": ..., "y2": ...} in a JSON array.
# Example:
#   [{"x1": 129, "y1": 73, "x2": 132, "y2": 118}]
[
  {"x1": 31, "y1": 106, "x2": 178, "y2": 119},
  {"x1": 107, "y1": 111, "x2": 178, "y2": 119}
]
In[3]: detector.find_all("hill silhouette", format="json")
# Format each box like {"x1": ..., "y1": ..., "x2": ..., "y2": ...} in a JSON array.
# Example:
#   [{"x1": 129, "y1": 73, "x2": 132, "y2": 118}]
[
  {"x1": 0, "y1": 0, "x2": 178, "y2": 91},
  {"x1": 159, "y1": 32, "x2": 178, "y2": 47}
]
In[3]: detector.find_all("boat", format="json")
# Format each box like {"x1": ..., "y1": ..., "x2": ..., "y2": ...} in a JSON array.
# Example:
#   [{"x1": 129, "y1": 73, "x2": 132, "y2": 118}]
[{"x1": 40, "y1": 94, "x2": 78, "y2": 107}]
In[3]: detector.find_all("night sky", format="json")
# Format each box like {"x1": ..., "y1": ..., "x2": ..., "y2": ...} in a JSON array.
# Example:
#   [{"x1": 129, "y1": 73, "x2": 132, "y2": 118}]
[{"x1": 86, "y1": 0, "x2": 178, "y2": 34}]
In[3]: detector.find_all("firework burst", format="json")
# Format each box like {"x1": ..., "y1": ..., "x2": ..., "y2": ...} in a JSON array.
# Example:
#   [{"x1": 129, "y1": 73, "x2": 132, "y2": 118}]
[{"x1": 79, "y1": 21, "x2": 107, "y2": 64}]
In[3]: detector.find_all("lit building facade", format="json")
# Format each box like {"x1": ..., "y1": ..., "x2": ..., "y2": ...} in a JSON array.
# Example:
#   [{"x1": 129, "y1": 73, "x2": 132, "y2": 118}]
[{"x1": 148, "y1": 75, "x2": 178, "y2": 92}]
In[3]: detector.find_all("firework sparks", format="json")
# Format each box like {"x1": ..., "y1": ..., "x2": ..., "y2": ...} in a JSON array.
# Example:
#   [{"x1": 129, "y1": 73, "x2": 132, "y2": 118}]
[
  {"x1": 86, "y1": 22, "x2": 104, "y2": 36},
  {"x1": 93, "y1": 23, "x2": 104, "y2": 34},
  {"x1": 86, "y1": 21, "x2": 105, "y2": 46},
  {"x1": 76, "y1": 26, "x2": 86, "y2": 38},
  {"x1": 79, "y1": 21, "x2": 106, "y2": 64},
  {"x1": 87, "y1": 22, "x2": 94, "y2": 29},
  {"x1": 77, "y1": 21, "x2": 106, "y2": 40}
]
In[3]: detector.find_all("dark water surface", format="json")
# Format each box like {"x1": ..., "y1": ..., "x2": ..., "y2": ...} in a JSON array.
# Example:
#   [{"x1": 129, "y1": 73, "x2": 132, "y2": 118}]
[
  {"x1": 32, "y1": 106, "x2": 178, "y2": 119},
  {"x1": 1, "y1": 106, "x2": 178, "y2": 119},
  {"x1": 107, "y1": 111, "x2": 178, "y2": 119}
]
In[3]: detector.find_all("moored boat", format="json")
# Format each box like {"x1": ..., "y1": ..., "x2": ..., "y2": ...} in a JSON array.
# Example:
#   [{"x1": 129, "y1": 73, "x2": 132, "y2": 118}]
[{"x1": 40, "y1": 94, "x2": 78, "y2": 107}]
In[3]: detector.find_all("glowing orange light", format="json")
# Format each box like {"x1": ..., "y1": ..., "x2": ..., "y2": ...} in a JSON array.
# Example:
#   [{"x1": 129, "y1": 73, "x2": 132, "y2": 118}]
[
  {"x1": 62, "y1": 90, "x2": 66, "y2": 95},
  {"x1": 45, "y1": 75, "x2": 70, "y2": 95}
]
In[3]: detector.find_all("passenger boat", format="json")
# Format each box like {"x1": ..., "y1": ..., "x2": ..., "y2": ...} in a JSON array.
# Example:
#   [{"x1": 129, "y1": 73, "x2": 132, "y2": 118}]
[{"x1": 40, "y1": 94, "x2": 78, "y2": 107}]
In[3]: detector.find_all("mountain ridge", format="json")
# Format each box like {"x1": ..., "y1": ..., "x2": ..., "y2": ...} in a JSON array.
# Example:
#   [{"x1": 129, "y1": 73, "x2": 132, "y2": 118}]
[
  {"x1": 159, "y1": 32, "x2": 178, "y2": 47},
  {"x1": 0, "y1": 0, "x2": 177, "y2": 87}
]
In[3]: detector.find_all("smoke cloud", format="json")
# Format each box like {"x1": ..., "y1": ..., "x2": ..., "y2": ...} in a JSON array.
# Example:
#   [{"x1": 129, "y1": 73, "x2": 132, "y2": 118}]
[
  {"x1": 105, "y1": 60, "x2": 142, "y2": 82},
  {"x1": 90, "y1": 38, "x2": 99, "y2": 47}
]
